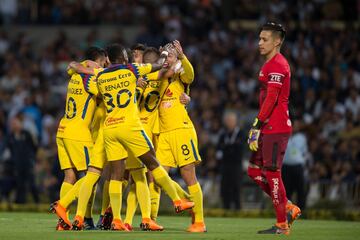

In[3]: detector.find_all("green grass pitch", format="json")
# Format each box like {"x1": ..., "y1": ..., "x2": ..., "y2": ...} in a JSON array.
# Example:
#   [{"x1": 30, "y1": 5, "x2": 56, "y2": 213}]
[{"x1": 0, "y1": 212, "x2": 359, "y2": 240}]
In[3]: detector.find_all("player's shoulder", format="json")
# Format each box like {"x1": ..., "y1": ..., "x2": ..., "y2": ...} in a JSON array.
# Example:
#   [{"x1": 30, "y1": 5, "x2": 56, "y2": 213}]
[{"x1": 267, "y1": 53, "x2": 290, "y2": 73}]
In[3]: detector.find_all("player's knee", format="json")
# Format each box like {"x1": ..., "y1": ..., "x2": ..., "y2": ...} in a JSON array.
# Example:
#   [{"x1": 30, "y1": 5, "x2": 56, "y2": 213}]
[
  {"x1": 247, "y1": 165, "x2": 261, "y2": 179},
  {"x1": 63, "y1": 168, "x2": 77, "y2": 184}
]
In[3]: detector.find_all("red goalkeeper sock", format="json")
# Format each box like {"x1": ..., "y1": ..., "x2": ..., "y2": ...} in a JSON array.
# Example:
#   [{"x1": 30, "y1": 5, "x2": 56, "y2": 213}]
[
  {"x1": 247, "y1": 167, "x2": 271, "y2": 196},
  {"x1": 265, "y1": 170, "x2": 287, "y2": 223}
]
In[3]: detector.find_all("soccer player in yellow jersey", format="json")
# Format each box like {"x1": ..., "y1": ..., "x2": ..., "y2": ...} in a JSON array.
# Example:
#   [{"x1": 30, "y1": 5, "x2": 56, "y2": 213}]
[
  {"x1": 51, "y1": 47, "x2": 107, "y2": 230},
  {"x1": 156, "y1": 40, "x2": 206, "y2": 232},
  {"x1": 124, "y1": 47, "x2": 192, "y2": 230},
  {"x1": 96, "y1": 43, "x2": 194, "y2": 231}
]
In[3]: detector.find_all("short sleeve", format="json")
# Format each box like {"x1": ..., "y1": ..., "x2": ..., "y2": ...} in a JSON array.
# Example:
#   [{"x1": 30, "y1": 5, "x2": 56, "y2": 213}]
[
  {"x1": 80, "y1": 74, "x2": 98, "y2": 95},
  {"x1": 127, "y1": 63, "x2": 152, "y2": 79}
]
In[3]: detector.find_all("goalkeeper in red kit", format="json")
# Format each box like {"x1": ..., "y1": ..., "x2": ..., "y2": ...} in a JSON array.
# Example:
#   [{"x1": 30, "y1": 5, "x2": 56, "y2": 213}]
[{"x1": 247, "y1": 22, "x2": 301, "y2": 235}]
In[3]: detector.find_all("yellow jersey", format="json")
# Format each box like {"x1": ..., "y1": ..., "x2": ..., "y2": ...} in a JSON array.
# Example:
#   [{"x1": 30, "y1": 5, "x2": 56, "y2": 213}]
[
  {"x1": 96, "y1": 63, "x2": 153, "y2": 130},
  {"x1": 56, "y1": 73, "x2": 97, "y2": 141},
  {"x1": 136, "y1": 71, "x2": 161, "y2": 125},
  {"x1": 158, "y1": 56, "x2": 194, "y2": 133},
  {"x1": 91, "y1": 100, "x2": 106, "y2": 142}
]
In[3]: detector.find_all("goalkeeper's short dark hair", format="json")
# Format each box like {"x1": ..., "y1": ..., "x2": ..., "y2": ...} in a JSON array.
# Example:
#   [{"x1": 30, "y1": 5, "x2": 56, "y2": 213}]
[
  {"x1": 85, "y1": 46, "x2": 106, "y2": 61},
  {"x1": 261, "y1": 22, "x2": 286, "y2": 41}
]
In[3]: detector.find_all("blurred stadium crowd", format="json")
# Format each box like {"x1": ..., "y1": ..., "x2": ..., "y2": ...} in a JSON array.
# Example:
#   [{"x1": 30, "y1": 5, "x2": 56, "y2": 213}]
[{"x1": 0, "y1": 0, "x2": 359, "y2": 209}]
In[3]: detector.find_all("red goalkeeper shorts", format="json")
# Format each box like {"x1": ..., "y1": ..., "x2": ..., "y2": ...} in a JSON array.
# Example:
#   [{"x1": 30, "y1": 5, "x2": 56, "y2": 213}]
[{"x1": 249, "y1": 133, "x2": 290, "y2": 170}]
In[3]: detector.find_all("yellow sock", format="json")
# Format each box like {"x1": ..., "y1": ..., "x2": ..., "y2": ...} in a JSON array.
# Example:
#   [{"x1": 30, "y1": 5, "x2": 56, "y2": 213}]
[
  {"x1": 131, "y1": 168, "x2": 150, "y2": 219},
  {"x1": 173, "y1": 180, "x2": 191, "y2": 199},
  {"x1": 124, "y1": 183, "x2": 137, "y2": 224},
  {"x1": 151, "y1": 166, "x2": 180, "y2": 201},
  {"x1": 76, "y1": 172, "x2": 100, "y2": 218},
  {"x1": 109, "y1": 180, "x2": 123, "y2": 220},
  {"x1": 60, "y1": 182, "x2": 73, "y2": 218},
  {"x1": 149, "y1": 182, "x2": 161, "y2": 221},
  {"x1": 59, "y1": 178, "x2": 85, "y2": 208},
  {"x1": 188, "y1": 182, "x2": 204, "y2": 223},
  {"x1": 101, "y1": 180, "x2": 110, "y2": 215},
  {"x1": 85, "y1": 184, "x2": 97, "y2": 219}
]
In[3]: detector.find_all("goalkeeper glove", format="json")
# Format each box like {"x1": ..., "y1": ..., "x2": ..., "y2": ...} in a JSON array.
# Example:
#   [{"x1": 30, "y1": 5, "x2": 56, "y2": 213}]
[{"x1": 248, "y1": 117, "x2": 263, "y2": 151}]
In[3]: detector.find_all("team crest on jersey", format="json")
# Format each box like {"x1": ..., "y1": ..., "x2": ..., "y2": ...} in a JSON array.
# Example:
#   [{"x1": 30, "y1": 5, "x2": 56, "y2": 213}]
[
  {"x1": 259, "y1": 71, "x2": 264, "y2": 77},
  {"x1": 165, "y1": 89, "x2": 173, "y2": 97}
]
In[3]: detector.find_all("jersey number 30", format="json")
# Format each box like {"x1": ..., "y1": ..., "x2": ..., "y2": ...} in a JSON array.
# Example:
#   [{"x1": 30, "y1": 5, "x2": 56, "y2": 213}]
[{"x1": 104, "y1": 89, "x2": 132, "y2": 113}]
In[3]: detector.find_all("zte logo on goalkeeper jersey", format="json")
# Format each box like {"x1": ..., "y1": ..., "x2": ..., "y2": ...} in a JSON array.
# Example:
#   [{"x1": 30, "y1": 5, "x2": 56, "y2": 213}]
[{"x1": 269, "y1": 73, "x2": 284, "y2": 83}]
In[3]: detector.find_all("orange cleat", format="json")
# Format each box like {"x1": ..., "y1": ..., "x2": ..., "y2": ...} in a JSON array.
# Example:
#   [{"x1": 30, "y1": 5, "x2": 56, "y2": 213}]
[
  {"x1": 140, "y1": 218, "x2": 164, "y2": 231},
  {"x1": 72, "y1": 215, "x2": 84, "y2": 231},
  {"x1": 124, "y1": 223, "x2": 133, "y2": 231},
  {"x1": 56, "y1": 219, "x2": 70, "y2": 231},
  {"x1": 111, "y1": 219, "x2": 130, "y2": 231},
  {"x1": 174, "y1": 199, "x2": 195, "y2": 213},
  {"x1": 187, "y1": 222, "x2": 207, "y2": 233},
  {"x1": 50, "y1": 201, "x2": 71, "y2": 228},
  {"x1": 286, "y1": 201, "x2": 301, "y2": 227}
]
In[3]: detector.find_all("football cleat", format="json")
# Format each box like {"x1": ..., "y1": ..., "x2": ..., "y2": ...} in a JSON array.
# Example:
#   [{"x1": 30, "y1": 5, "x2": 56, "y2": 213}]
[
  {"x1": 111, "y1": 219, "x2": 130, "y2": 231},
  {"x1": 83, "y1": 217, "x2": 96, "y2": 230},
  {"x1": 187, "y1": 222, "x2": 207, "y2": 233},
  {"x1": 101, "y1": 207, "x2": 113, "y2": 230},
  {"x1": 257, "y1": 222, "x2": 290, "y2": 235},
  {"x1": 124, "y1": 223, "x2": 133, "y2": 231},
  {"x1": 140, "y1": 218, "x2": 164, "y2": 231},
  {"x1": 286, "y1": 201, "x2": 301, "y2": 227},
  {"x1": 72, "y1": 215, "x2": 84, "y2": 231},
  {"x1": 174, "y1": 199, "x2": 195, "y2": 213},
  {"x1": 56, "y1": 219, "x2": 70, "y2": 231},
  {"x1": 50, "y1": 201, "x2": 71, "y2": 229}
]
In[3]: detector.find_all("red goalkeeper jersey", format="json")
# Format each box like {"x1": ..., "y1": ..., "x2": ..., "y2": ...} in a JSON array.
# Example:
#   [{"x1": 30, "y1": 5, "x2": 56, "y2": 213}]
[{"x1": 258, "y1": 53, "x2": 292, "y2": 134}]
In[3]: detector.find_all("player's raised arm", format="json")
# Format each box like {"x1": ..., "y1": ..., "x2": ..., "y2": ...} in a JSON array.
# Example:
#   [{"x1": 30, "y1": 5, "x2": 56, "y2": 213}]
[{"x1": 173, "y1": 40, "x2": 194, "y2": 84}]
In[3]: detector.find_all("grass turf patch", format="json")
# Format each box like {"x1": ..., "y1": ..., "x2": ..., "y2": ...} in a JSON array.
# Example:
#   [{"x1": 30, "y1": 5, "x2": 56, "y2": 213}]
[{"x1": 0, "y1": 212, "x2": 359, "y2": 240}]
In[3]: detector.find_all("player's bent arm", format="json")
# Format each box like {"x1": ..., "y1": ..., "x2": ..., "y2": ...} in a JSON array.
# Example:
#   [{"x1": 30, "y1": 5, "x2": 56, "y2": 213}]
[
  {"x1": 257, "y1": 85, "x2": 281, "y2": 123},
  {"x1": 68, "y1": 61, "x2": 98, "y2": 75},
  {"x1": 179, "y1": 55, "x2": 194, "y2": 84}
]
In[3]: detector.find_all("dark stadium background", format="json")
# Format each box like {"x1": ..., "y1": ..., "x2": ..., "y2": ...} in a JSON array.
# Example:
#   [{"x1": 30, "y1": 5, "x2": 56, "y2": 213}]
[{"x1": 0, "y1": 0, "x2": 359, "y2": 215}]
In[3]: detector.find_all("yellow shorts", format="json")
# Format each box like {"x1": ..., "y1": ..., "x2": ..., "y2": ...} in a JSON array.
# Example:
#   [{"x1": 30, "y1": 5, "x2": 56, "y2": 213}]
[
  {"x1": 56, "y1": 137, "x2": 93, "y2": 171},
  {"x1": 103, "y1": 127, "x2": 153, "y2": 161},
  {"x1": 156, "y1": 128, "x2": 201, "y2": 168},
  {"x1": 89, "y1": 127, "x2": 107, "y2": 169}
]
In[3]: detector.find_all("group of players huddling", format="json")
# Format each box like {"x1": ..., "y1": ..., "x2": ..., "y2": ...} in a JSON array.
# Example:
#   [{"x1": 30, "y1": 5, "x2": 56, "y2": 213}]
[{"x1": 50, "y1": 22, "x2": 302, "y2": 235}]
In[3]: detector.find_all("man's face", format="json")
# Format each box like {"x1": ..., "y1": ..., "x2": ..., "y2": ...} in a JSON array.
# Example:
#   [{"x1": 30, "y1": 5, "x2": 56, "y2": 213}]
[
  {"x1": 132, "y1": 50, "x2": 143, "y2": 64},
  {"x1": 164, "y1": 52, "x2": 177, "y2": 68},
  {"x1": 96, "y1": 56, "x2": 108, "y2": 68},
  {"x1": 258, "y1": 30, "x2": 280, "y2": 56}
]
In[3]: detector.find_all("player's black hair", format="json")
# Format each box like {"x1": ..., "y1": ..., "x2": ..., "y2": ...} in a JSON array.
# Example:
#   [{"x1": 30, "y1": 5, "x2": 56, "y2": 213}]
[
  {"x1": 130, "y1": 43, "x2": 146, "y2": 51},
  {"x1": 84, "y1": 46, "x2": 106, "y2": 61},
  {"x1": 261, "y1": 22, "x2": 286, "y2": 41},
  {"x1": 106, "y1": 43, "x2": 128, "y2": 64}
]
